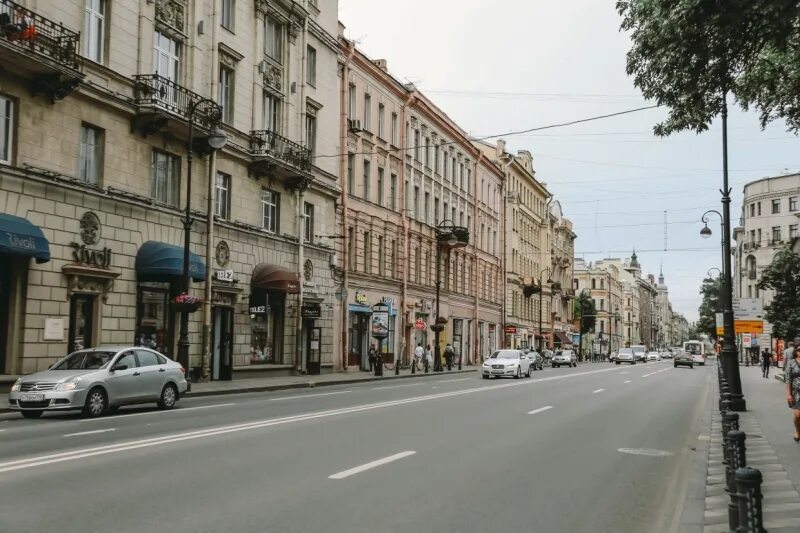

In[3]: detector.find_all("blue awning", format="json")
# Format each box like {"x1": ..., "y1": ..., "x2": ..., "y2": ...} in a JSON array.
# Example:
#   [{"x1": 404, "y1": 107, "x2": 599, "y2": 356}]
[
  {"x1": 0, "y1": 213, "x2": 50, "y2": 263},
  {"x1": 135, "y1": 241, "x2": 206, "y2": 281}
]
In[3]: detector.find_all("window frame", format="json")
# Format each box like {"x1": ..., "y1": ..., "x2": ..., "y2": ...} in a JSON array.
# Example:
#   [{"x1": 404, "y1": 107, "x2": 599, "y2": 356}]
[
  {"x1": 306, "y1": 45, "x2": 316, "y2": 87},
  {"x1": 150, "y1": 150, "x2": 180, "y2": 206},
  {"x1": 263, "y1": 91, "x2": 281, "y2": 132},
  {"x1": 79, "y1": 123, "x2": 104, "y2": 185},
  {"x1": 363, "y1": 93, "x2": 371, "y2": 132},
  {"x1": 377, "y1": 167, "x2": 384, "y2": 207},
  {"x1": 772, "y1": 198, "x2": 781, "y2": 214},
  {"x1": 303, "y1": 202, "x2": 314, "y2": 243},
  {"x1": 790, "y1": 197, "x2": 798, "y2": 212},
  {"x1": 0, "y1": 94, "x2": 12, "y2": 165},
  {"x1": 214, "y1": 172, "x2": 231, "y2": 220},
  {"x1": 218, "y1": 65, "x2": 235, "y2": 124},
  {"x1": 390, "y1": 173, "x2": 397, "y2": 210},
  {"x1": 264, "y1": 17, "x2": 283, "y2": 63},
  {"x1": 261, "y1": 188, "x2": 280, "y2": 234},
  {"x1": 390, "y1": 113, "x2": 398, "y2": 145},
  {"x1": 377, "y1": 103, "x2": 385, "y2": 139},
  {"x1": 84, "y1": 0, "x2": 106, "y2": 63},
  {"x1": 305, "y1": 113, "x2": 317, "y2": 156},
  {"x1": 221, "y1": 0, "x2": 235, "y2": 31},
  {"x1": 363, "y1": 159, "x2": 371, "y2": 201}
]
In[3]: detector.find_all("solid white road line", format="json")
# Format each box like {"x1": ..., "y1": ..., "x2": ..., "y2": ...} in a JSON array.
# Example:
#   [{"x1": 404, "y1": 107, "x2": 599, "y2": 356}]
[
  {"x1": 63, "y1": 428, "x2": 116, "y2": 438},
  {"x1": 372, "y1": 383, "x2": 423, "y2": 390},
  {"x1": 592, "y1": 389, "x2": 606, "y2": 394},
  {"x1": 328, "y1": 451, "x2": 416, "y2": 480},
  {"x1": 269, "y1": 391, "x2": 351, "y2": 401},
  {"x1": 527, "y1": 406, "x2": 553, "y2": 415},
  {"x1": 437, "y1": 378, "x2": 471, "y2": 383},
  {"x1": 80, "y1": 403, "x2": 236, "y2": 422},
  {"x1": 0, "y1": 365, "x2": 622, "y2": 474},
  {"x1": 624, "y1": 380, "x2": 632, "y2": 384},
  {"x1": 621, "y1": 372, "x2": 629, "y2": 375}
]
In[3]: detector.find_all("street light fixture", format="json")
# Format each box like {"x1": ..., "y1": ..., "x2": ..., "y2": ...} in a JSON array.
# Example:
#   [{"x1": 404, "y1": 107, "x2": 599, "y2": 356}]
[
  {"x1": 178, "y1": 98, "x2": 227, "y2": 385},
  {"x1": 536, "y1": 267, "x2": 552, "y2": 353},
  {"x1": 432, "y1": 220, "x2": 468, "y2": 372}
]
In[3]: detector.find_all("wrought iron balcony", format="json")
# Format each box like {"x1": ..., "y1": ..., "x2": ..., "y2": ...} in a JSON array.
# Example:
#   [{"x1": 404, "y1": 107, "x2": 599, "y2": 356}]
[
  {"x1": 250, "y1": 130, "x2": 312, "y2": 176},
  {"x1": 132, "y1": 74, "x2": 221, "y2": 135},
  {"x1": 0, "y1": 0, "x2": 82, "y2": 101}
]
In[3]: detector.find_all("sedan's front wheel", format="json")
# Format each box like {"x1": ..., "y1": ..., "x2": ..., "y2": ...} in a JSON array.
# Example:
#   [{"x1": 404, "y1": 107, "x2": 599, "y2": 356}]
[
  {"x1": 514, "y1": 367, "x2": 521, "y2": 379},
  {"x1": 525, "y1": 365, "x2": 531, "y2": 378},
  {"x1": 157, "y1": 383, "x2": 178, "y2": 410},
  {"x1": 82, "y1": 387, "x2": 108, "y2": 418}
]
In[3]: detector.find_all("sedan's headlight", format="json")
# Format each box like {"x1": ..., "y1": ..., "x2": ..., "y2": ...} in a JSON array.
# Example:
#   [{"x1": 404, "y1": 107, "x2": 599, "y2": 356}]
[
  {"x1": 506, "y1": 364, "x2": 517, "y2": 368},
  {"x1": 55, "y1": 376, "x2": 82, "y2": 391},
  {"x1": 482, "y1": 361, "x2": 490, "y2": 366},
  {"x1": 11, "y1": 378, "x2": 22, "y2": 392}
]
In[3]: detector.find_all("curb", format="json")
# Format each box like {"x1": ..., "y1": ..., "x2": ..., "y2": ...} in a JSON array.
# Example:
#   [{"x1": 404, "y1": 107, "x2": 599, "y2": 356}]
[{"x1": 1, "y1": 369, "x2": 478, "y2": 413}]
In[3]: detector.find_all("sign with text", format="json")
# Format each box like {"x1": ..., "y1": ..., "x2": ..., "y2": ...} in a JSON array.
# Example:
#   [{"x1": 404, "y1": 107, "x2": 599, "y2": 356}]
[
  {"x1": 734, "y1": 320, "x2": 764, "y2": 334},
  {"x1": 215, "y1": 269, "x2": 234, "y2": 282},
  {"x1": 715, "y1": 313, "x2": 724, "y2": 336},
  {"x1": 733, "y1": 298, "x2": 763, "y2": 320},
  {"x1": 355, "y1": 290, "x2": 368, "y2": 305},
  {"x1": 371, "y1": 305, "x2": 389, "y2": 338}
]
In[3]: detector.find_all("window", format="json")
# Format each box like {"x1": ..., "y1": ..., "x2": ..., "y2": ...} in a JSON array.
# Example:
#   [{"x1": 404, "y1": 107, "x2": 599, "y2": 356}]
[
  {"x1": 150, "y1": 151, "x2": 180, "y2": 206},
  {"x1": 390, "y1": 174, "x2": 397, "y2": 210},
  {"x1": 772, "y1": 199, "x2": 781, "y2": 214},
  {"x1": 348, "y1": 227, "x2": 355, "y2": 270},
  {"x1": 424, "y1": 192, "x2": 430, "y2": 223},
  {"x1": 221, "y1": 0, "x2": 235, "y2": 31},
  {"x1": 0, "y1": 95, "x2": 12, "y2": 164},
  {"x1": 348, "y1": 84, "x2": 356, "y2": 120},
  {"x1": 378, "y1": 236, "x2": 384, "y2": 274},
  {"x1": 414, "y1": 130, "x2": 421, "y2": 161},
  {"x1": 306, "y1": 45, "x2": 316, "y2": 86},
  {"x1": 791, "y1": 224, "x2": 799, "y2": 240},
  {"x1": 261, "y1": 189, "x2": 279, "y2": 233},
  {"x1": 757, "y1": 202, "x2": 762, "y2": 216},
  {"x1": 749, "y1": 203, "x2": 755, "y2": 217},
  {"x1": 772, "y1": 226, "x2": 782, "y2": 243},
  {"x1": 757, "y1": 228, "x2": 762, "y2": 244},
  {"x1": 363, "y1": 232, "x2": 371, "y2": 273},
  {"x1": 377, "y1": 167, "x2": 384, "y2": 206},
  {"x1": 153, "y1": 32, "x2": 179, "y2": 81},
  {"x1": 443, "y1": 154, "x2": 448, "y2": 181},
  {"x1": 414, "y1": 186, "x2": 420, "y2": 219},
  {"x1": 790, "y1": 197, "x2": 798, "y2": 212},
  {"x1": 263, "y1": 92, "x2": 281, "y2": 131},
  {"x1": 363, "y1": 94, "x2": 371, "y2": 131},
  {"x1": 305, "y1": 113, "x2": 317, "y2": 156},
  {"x1": 390, "y1": 113, "x2": 398, "y2": 145},
  {"x1": 466, "y1": 167, "x2": 471, "y2": 193},
  {"x1": 363, "y1": 160, "x2": 371, "y2": 201},
  {"x1": 434, "y1": 143, "x2": 440, "y2": 174},
  {"x1": 378, "y1": 104, "x2": 385, "y2": 138},
  {"x1": 425, "y1": 138, "x2": 430, "y2": 167},
  {"x1": 79, "y1": 124, "x2": 104, "y2": 185},
  {"x1": 434, "y1": 198, "x2": 440, "y2": 224},
  {"x1": 136, "y1": 350, "x2": 161, "y2": 367},
  {"x1": 218, "y1": 66, "x2": 234, "y2": 124},
  {"x1": 749, "y1": 229, "x2": 756, "y2": 243},
  {"x1": 84, "y1": 0, "x2": 105, "y2": 62},
  {"x1": 214, "y1": 172, "x2": 231, "y2": 220},
  {"x1": 303, "y1": 202, "x2": 314, "y2": 243},
  {"x1": 347, "y1": 153, "x2": 355, "y2": 194},
  {"x1": 264, "y1": 17, "x2": 283, "y2": 62}
]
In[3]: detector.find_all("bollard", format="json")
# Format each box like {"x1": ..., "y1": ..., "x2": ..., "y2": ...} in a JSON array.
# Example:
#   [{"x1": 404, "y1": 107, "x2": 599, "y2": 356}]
[
  {"x1": 720, "y1": 390, "x2": 731, "y2": 413},
  {"x1": 735, "y1": 467, "x2": 766, "y2": 533},
  {"x1": 411, "y1": 359, "x2": 416, "y2": 374},
  {"x1": 726, "y1": 430, "x2": 746, "y2": 531},
  {"x1": 395, "y1": 359, "x2": 400, "y2": 375}
]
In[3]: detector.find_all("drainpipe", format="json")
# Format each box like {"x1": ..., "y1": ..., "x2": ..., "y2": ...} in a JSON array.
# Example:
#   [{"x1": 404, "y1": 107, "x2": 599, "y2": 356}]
[
  {"x1": 201, "y1": 0, "x2": 221, "y2": 380},
  {"x1": 399, "y1": 90, "x2": 415, "y2": 365},
  {"x1": 294, "y1": 13, "x2": 309, "y2": 373},
  {"x1": 339, "y1": 42, "x2": 356, "y2": 371},
  {"x1": 472, "y1": 157, "x2": 480, "y2": 364},
  {"x1": 499, "y1": 154, "x2": 512, "y2": 349}
]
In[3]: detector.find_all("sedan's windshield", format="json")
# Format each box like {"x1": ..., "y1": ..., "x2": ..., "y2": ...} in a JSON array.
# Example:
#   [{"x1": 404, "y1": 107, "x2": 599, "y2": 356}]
[
  {"x1": 52, "y1": 351, "x2": 116, "y2": 370},
  {"x1": 490, "y1": 351, "x2": 519, "y2": 359},
  {"x1": 619, "y1": 349, "x2": 633, "y2": 355}
]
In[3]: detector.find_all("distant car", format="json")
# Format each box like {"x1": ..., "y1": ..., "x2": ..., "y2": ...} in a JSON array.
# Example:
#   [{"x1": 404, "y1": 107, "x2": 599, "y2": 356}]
[
  {"x1": 646, "y1": 351, "x2": 661, "y2": 362},
  {"x1": 631, "y1": 345, "x2": 647, "y2": 362},
  {"x1": 482, "y1": 350, "x2": 533, "y2": 379},
  {"x1": 674, "y1": 351, "x2": 694, "y2": 369},
  {"x1": 552, "y1": 350, "x2": 577, "y2": 368},
  {"x1": 609, "y1": 351, "x2": 618, "y2": 362},
  {"x1": 616, "y1": 348, "x2": 636, "y2": 365},
  {"x1": 9, "y1": 346, "x2": 188, "y2": 419},
  {"x1": 527, "y1": 351, "x2": 545, "y2": 371},
  {"x1": 660, "y1": 351, "x2": 672, "y2": 360}
]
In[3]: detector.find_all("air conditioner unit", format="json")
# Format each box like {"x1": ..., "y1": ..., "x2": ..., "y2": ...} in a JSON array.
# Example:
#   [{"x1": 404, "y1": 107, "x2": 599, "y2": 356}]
[{"x1": 348, "y1": 118, "x2": 362, "y2": 133}]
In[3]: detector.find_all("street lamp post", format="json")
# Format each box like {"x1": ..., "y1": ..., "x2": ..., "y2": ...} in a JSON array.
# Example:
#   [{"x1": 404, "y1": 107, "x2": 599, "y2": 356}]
[
  {"x1": 432, "y1": 221, "x2": 468, "y2": 372},
  {"x1": 536, "y1": 268, "x2": 552, "y2": 353},
  {"x1": 178, "y1": 98, "x2": 227, "y2": 385}
]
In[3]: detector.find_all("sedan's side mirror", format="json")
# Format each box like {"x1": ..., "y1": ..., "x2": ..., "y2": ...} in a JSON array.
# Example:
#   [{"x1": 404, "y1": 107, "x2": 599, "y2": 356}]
[{"x1": 112, "y1": 364, "x2": 128, "y2": 372}]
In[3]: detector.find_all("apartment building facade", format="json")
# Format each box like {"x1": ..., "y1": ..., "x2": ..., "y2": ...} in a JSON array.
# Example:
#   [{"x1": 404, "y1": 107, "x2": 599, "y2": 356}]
[{"x1": 0, "y1": 0, "x2": 341, "y2": 378}]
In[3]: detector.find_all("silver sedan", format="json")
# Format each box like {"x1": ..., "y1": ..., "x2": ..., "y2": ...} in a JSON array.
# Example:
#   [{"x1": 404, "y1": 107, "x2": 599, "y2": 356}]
[
  {"x1": 482, "y1": 350, "x2": 534, "y2": 379},
  {"x1": 9, "y1": 346, "x2": 188, "y2": 418}
]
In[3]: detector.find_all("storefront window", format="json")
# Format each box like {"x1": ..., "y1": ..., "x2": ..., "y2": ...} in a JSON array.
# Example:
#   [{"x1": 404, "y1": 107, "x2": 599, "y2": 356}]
[
  {"x1": 249, "y1": 290, "x2": 285, "y2": 364},
  {"x1": 378, "y1": 315, "x2": 395, "y2": 357},
  {"x1": 452, "y1": 319, "x2": 463, "y2": 360},
  {"x1": 135, "y1": 283, "x2": 173, "y2": 356}
]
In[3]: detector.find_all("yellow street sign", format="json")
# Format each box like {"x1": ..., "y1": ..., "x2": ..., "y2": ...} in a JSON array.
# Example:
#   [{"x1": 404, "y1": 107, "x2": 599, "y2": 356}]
[
  {"x1": 716, "y1": 326, "x2": 724, "y2": 336},
  {"x1": 734, "y1": 320, "x2": 764, "y2": 334}
]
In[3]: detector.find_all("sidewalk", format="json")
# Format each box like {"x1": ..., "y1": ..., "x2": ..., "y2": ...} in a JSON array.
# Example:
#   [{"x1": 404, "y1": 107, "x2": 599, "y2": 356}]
[
  {"x1": 702, "y1": 365, "x2": 800, "y2": 532},
  {"x1": 1, "y1": 366, "x2": 478, "y2": 413}
]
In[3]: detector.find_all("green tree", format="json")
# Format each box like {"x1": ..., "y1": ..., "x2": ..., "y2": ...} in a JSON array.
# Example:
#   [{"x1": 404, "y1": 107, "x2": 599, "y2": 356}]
[
  {"x1": 697, "y1": 276, "x2": 722, "y2": 339},
  {"x1": 575, "y1": 290, "x2": 596, "y2": 360},
  {"x1": 617, "y1": 0, "x2": 800, "y2": 135},
  {"x1": 757, "y1": 249, "x2": 800, "y2": 339}
]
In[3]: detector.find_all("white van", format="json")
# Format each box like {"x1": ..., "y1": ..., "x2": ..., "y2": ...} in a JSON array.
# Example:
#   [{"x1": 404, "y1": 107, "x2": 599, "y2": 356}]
[{"x1": 630, "y1": 345, "x2": 646, "y2": 362}]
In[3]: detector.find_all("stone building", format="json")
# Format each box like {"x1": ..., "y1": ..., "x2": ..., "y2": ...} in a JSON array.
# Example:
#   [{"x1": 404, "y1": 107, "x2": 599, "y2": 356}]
[
  {"x1": 0, "y1": 0, "x2": 341, "y2": 379},
  {"x1": 548, "y1": 200, "x2": 576, "y2": 348},
  {"x1": 337, "y1": 40, "x2": 504, "y2": 367},
  {"x1": 573, "y1": 258, "x2": 624, "y2": 357}
]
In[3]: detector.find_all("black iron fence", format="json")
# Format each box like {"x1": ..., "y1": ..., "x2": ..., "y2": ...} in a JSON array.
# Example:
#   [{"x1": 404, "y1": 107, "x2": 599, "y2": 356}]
[
  {"x1": 0, "y1": 0, "x2": 80, "y2": 70},
  {"x1": 250, "y1": 130, "x2": 312, "y2": 171},
  {"x1": 133, "y1": 74, "x2": 221, "y2": 128}
]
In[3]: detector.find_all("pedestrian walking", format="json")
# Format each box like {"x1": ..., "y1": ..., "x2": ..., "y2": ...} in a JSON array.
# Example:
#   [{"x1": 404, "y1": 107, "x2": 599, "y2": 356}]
[
  {"x1": 368, "y1": 343, "x2": 378, "y2": 374},
  {"x1": 414, "y1": 343, "x2": 424, "y2": 373},
  {"x1": 444, "y1": 343, "x2": 455, "y2": 371},
  {"x1": 761, "y1": 349, "x2": 772, "y2": 379},
  {"x1": 784, "y1": 347, "x2": 800, "y2": 442},
  {"x1": 424, "y1": 343, "x2": 432, "y2": 373}
]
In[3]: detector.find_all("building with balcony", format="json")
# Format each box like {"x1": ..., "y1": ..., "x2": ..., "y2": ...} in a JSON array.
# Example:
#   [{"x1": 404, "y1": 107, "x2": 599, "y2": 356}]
[
  {"x1": 337, "y1": 40, "x2": 504, "y2": 368},
  {"x1": 548, "y1": 200, "x2": 576, "y2": 348},
  {"x1": 573, "y1": 258, "x2": 624, "y2": 357},
  {"x1": 0, "y1": 0, "x2": 341, "y2": 379}
]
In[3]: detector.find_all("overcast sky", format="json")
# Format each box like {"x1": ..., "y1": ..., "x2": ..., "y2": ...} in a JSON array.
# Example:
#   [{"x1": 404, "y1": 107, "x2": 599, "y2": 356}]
[{"x1": 339, "y1": 0, "x2": 800, "y2": 321}]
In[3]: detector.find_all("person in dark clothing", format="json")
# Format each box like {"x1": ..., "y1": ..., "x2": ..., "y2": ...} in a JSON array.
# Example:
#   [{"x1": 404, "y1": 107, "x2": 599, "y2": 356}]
[
  {"x1": 761, "y1": 350, "x2": 772, "y2": 378},
  {"x1": 444, "y1": 343, "x2": 455, "y2": 371},
  {"x1": 368, "y1": 344, "x2": 377, "y2": 374}
]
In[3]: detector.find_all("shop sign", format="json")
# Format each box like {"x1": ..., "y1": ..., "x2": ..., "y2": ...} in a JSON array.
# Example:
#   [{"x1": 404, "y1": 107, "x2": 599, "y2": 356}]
[
  {"x1": 504, "y1": 326, "x2": 517, "y2": 334},
  {"x1": 215, "y1": 269, "x2": 234, "y2": 282},
  {"x1": 414, "y1": 318, "x2": 427, "y2": 330},
  {"x1": 355, "y1": 290, "x2": 368, "y2": 305},
  {"x1": 735, "y1": 320, "x2": 764, "y2": 334},
  {"x1": 742, "y1": 334, "x2": 752, "y2": 348},
  {"x1": 372, "y1": 305, "x2": 389, "y2": 338},
  {"x1": 249, "y1": 305, "x2": 266, "y2": 314},
  {"x1": 301, "y1": 304, "x2": 321, "y2": 319},
  {"x1": 70, "y1": 242, "x2": 112, "y2": 268},
  {"x1": 380, "y1": 296, "x2": 395, "y2": 306}
]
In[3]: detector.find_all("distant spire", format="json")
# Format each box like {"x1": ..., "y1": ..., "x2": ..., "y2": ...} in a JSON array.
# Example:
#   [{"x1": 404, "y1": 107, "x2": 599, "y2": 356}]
[
  {"x1": 658, "y1": 263, "x2": 665, "y2": 284},
  {"x1": 630, "y1": 248, "x2": 640, "y2": 268}
]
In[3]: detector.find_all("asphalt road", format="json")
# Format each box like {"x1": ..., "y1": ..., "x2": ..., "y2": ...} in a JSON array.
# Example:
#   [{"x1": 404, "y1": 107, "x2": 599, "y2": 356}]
[{"x1": 0, "y1": 360, "x2": 710, "y2": 533}]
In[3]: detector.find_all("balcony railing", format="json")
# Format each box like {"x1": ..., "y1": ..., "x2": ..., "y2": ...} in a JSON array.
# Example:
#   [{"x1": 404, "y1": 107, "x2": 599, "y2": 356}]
[
  {"x1": 250, "y1": 130, "x2": 312, "y2": 172},
  {"x1": 133, "y1": 74, "x2": 221, "y2": 127},
  {"x1": 0, "y1": 0, "x2": 80, "y2": 70}
]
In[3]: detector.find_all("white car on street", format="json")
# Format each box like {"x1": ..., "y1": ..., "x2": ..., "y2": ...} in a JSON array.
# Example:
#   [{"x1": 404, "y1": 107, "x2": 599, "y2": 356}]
[
  {"x1": 615, "y1": 347, "x2": 636, "y2": 365},
  {"x1": 482, "y1": 350, "x2": 533, "y2": 379},
  {"x1": 646, "y1": 351, "x2": 661, "y2": 362},
  {"x1": 551, "y1": 349, "x2": 577, "y2": 368},
  {"x1": 631, "y1": 345, "x2": 647, "y2": 362}
]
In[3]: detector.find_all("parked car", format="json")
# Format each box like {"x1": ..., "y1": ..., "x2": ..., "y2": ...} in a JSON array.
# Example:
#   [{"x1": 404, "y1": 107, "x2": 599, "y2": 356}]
[
  {"x1": 660, "y1": 351, "x2": 672, "y2": 360},
  {"x1": 631, "y1": 345, "x2": 647, "y2": 362},
  {"x1": 673, "y1": 351, "x2": 694, "y2": 369},
  {"x1": 482, "y1": 350, "x2": 534, "y2": 379},
  {"x1": 609, "y1": 351, "x2": 618, "y2": 362},
  {"x1": 9, "y1": 346, "x2": 188, "y2": 419},
  {"x1": 552, "y1": 349, "x2": 577, "y2": 368},
  {"x1": 646, "y1": 351, "x2": 661, "y2": 362},
  {"x1": 616, "y1": 347, "x2": 636, "y2": 365}
]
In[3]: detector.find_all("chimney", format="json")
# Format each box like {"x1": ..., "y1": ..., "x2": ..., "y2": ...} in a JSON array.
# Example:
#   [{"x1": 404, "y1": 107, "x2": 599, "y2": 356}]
[
  {"x1": 496, "y1": 139, "x2": 506, "y2": 159},
  {"x1": 372, "y1": 59, "x2": 388, "y2": 72}
]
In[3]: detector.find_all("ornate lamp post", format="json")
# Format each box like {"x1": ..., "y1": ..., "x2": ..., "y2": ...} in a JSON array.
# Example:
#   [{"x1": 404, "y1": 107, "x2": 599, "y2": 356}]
[
  {"x1": 432, "y1": 220, "x2": 468, "y2": 372},
  {"x1": 178, "y1": 99, "x2": 227, "y2": 384},
  {"x1": 535, "y1": 267, "x2": 553, "y2": 353}
]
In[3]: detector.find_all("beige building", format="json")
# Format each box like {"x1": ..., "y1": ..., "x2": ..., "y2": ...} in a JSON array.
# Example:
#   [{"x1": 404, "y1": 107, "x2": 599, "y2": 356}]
[
  {"x1": 337, "y1": 40, "x2": 504, "y2": 368},
  {"x1": 573, "y1": 258, "x2": 624, "y2": 357},
  {"x1": 0, "y1": 0, "x2": 342, "y2": 379},
  {"x1": 548, "y1": 200, "x2": 576, "y2": 348}
]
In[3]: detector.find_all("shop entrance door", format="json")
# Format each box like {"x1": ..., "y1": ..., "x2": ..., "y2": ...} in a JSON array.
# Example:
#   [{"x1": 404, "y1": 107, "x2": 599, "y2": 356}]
[
  {"x1": 68, "y1": 294, "x2": 95, "y2": 353},
  {"x1": 0, "y1": 256, "x2": 10, "y2": 372},
  {"x1": 348, "y1": 312, "x2": 369, "y2": 368},
  {"x1": 212, "y1": 307, "x2": 234, "y2": 381},
  {"x1": 306, "y1": 325, "x2": 321, "y2": 375}
]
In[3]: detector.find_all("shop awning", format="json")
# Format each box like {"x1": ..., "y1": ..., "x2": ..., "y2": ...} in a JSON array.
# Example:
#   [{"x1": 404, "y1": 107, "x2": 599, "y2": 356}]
[
  {"x1": 0, "y1": 213, "x2": 50, "y2": 263},
  {"x1": 251, "y1": 264, "x2": 300, "y2": 294},
  {"x1": 135, "y1": 241, "x2": 206, "y2": 282},
  {"x1": 554, "y1": 331, "x2": 573, "y2": 345}
]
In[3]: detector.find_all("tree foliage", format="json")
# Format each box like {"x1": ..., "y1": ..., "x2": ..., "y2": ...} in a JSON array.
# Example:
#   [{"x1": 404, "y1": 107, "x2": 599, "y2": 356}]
[
  {"x1": 574, "y1": 290, "x2": 597, "y2": 334},
  {"x1": 757, "y1": 249, "x2": 800, "y2": 339},
  {"x1": 617, "y1": 0, "x2": 800, "y2": 134},
  {"x1": 697, "y1": 276, "x2": 721, "y2": 339}
]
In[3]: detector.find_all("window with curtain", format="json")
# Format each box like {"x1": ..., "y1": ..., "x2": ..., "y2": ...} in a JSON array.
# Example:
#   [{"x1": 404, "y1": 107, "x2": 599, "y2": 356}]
[
  {"x1": 150, "y1": 151, "x2": 180, "y2": 206},
  {"x1": 84, "y1": 0, "x2": 105, "y2": 63},
  {"x1": 79, "y1": 124, "x2": 104, "y2": 185}
]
